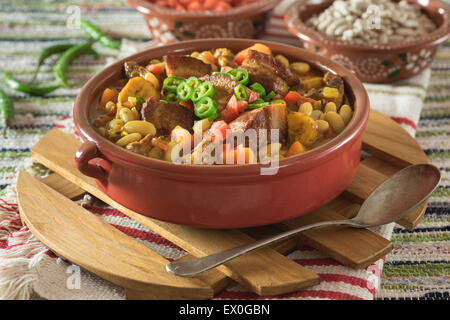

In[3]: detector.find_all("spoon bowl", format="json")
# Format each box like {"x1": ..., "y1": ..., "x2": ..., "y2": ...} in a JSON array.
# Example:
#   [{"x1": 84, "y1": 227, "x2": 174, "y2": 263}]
[
  {"x1": 351, "y1": 164, "x2": 441, "y2": 227},
  {"x1": 166, "y1": 164, "x2": 440, "y2": 277}
]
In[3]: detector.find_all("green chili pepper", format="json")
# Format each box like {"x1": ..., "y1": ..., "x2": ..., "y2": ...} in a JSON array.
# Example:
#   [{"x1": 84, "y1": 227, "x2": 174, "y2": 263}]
[
  {"x1": 161, "y1": 92, "x2": 180, "y2": 104},
  {"x1": 79, "y1": 19, "x2": 121, "y2": 50},
  {"x1": 194, "y1": 97, "x2": 217, "y2": 119},
  {"x1": 234, "y1": 84, "x2": 248, "y2": 101},
  {"x1": 3, "y1": 73, "x2": 59, "y2": 96},
  {"x1": 163, "y1": 76, "x2": 185, "y2": 93},
  {"x1": 249, "y1": 82, "x2": 266, "y2": 98},
  {"x1": 192, "y1": 81, "x2": 214, "y2": 103},
  {"x1": 208, "y1": 111, "x2": 220, "y2": 122},
  {"x1": 229, "y1": 69, "x2": 249, "y2": 85},
  {"x1": 0, "y1": 88, "x2": 14, "y2": 135},
  {"x1": 53, "y1": 41, "x2": 94, "y2": 88},
  {"x1": 263, "y1": 91, "x2": 276, "y2": 102},
  {"x1": 186, "y1": 76, "x2": 200, "y2": 90},
  {"x1": 212, "y1": 72, "x2": 231, "y2": 77},
  {"x1": 271, "y1": 99, "x2": 285, "y2": 105},
  {"x1": 247, "y1": 100, "x2": 269, "y2": 110},
  {"x1": 30, "y1": 43, "x2": 99, "y2": 83},
  {"x1": 177, "y1": 81, "x2": 194, "y2": 102}
]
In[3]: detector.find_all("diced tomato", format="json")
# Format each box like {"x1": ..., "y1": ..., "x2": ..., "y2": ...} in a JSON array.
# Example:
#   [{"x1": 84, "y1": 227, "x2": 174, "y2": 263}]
[
  {"x1": 210, "y1": 120, "x2": 231, "y2": 143},
  {"x1": 284, "y1": 91, "x2": 302, "y2": 104},
  {"x1": 237, "y1": 100, "x2": 248, "y2": 113},
  {"x1": 146, "y1": 64, "x2": 163, "y2": 74},
  {"x1": 167, "y1": 0, "x2": 178, "y2": 7},
  {"x1": 203, "y1": 0, "x2": 216, "y2": 9},
  {"x1": 220, "y1": 95, "x2": 240, "y2": 123},
  {"x1": 215, "y1": 1, "x2": 232, "y2": 10},
  {"x1": 176, "y1": 4, "x2": 185, "y2": 10},
  {"x1": 187, "y1": 1, "x2": 202, "y2": 10},
  {"x1": 247, "y1": 90, "x2": 260, "y2": 103}
]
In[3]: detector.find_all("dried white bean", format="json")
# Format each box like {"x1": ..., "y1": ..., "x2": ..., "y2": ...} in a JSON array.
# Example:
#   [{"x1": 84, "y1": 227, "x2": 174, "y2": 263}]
[{"x1": 306, "y1": 0, "x2": 436, "y2": 44}]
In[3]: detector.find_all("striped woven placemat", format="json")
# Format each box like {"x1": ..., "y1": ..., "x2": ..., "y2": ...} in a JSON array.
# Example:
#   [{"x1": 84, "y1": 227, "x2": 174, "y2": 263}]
[{"x1": 0, "y1": 0, "x2": 448, "y2": 300}]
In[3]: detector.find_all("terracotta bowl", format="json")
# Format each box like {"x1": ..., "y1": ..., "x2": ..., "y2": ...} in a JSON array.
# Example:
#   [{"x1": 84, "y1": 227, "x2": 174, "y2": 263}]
[
  {"x1": 284, "y1": 0, "x2": 450, "y2": 83},
  {"x1": 127, "y1": 0, "x2": 279, "y2": 44},
  {"x1": 73, "y1": 39, "x2": 370, "y2": 229}
]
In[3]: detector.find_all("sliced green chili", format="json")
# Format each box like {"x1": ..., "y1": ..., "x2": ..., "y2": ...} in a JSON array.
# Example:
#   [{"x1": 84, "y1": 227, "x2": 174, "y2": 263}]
[
  {"x1": 208, "y1": 111, "x2": 220, "y2": 122},
  {"x1": 194, "y1": 96, "x2": 217, "y2": 119},
  {"x1": 192, "y1": 81, "x2": 214, "y2": 103},
  {"x1": 186, "y1": 76, "x2": 200, "y2": 90},
  {"x1": 249, "y1": 82, "x2": 266, "y2": 98},
  {"x1": 177, "y1": 81, "x2": 194, "y2": 102},
  {"x1": 247, "y1": 100, "x2": 269, "y2": 110},
  {"x1": 212, "y1": 72, "x2": 231, "y2": 77},
  {"x1": 3, "y1": 73, "x2": 59, "y2": 96},
  {"x1": 53, "y1": 41, "x2": 94, "y2": 88},
  {"x1": 0, "y1": 88, "x2": 14, "y2": 135},
  {"x1": 229, "y1": 68, "x2": 249, "y2": 85},
  {"x1": 161, "y1": 92, "x2": 180, "y2": 104},
  {"x1": 79, "y1": 19, "x2": 121, "y2": 50},
  {"x1": 263, "y1": 91, "x2": 276, "y2": 102},
  {"x1": 234, "y1": 84, "x2": 248, "y2": 101},
  {"x1": 163, "y1": 76, "x2": 185, "y2": 93}
]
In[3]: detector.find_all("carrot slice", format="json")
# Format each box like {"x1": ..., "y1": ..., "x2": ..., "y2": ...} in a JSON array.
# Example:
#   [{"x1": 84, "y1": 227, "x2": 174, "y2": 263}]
[
  {"x1": 285, "y1": 141, "x2": 306, "y2": 157},
  {"x1": 283, "y1": 91, "x2": 302, "y2": 104},
  {"x1": 99, "y1": 88, "x2": 117, "y2": 107},
  {"x1": 234, "y1": 43, "x2": 272, "y2": 65}
]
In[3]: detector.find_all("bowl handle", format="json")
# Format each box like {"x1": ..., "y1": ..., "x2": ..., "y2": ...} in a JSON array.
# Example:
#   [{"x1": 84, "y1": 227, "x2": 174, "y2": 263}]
[{"x1": 75, "y1": 141, "x2": 111, "y2": 187}]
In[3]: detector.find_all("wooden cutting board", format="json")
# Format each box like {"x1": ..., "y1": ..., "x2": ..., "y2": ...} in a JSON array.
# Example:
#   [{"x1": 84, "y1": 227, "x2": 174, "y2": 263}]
[{"x1": 17, "y1": 109, "x2": 428, "y2": 299}]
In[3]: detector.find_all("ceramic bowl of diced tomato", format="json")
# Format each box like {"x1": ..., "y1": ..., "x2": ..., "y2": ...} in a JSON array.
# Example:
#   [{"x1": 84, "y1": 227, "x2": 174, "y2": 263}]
[{"x1": 127, "y1": 0, "x2": 279, "y2": 44}]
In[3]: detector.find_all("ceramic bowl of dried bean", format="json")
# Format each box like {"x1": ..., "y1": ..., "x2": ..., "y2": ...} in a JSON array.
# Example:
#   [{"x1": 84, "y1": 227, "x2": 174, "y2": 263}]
[
  {"x1": 284, "y1": 0, "x2": 449, "y2": 83},
  {"x1": 127, "y1": 0, "x2": 279, "y2": 44}
]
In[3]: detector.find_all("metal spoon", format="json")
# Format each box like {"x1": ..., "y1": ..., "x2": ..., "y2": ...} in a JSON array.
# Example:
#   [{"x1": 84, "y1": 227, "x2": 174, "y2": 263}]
[{"x1": 166, "y1": 164, "x2": 440, "y2": 277}]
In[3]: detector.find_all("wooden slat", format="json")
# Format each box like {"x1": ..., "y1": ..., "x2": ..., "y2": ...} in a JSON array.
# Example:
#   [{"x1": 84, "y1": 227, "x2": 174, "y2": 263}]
[
  {"x1": 16, "y1": 171, "x2": 213, "y2": 300},
  {"x1": 38, "y1": 174, "x2": 304, "y2": 297},
  {"x1": 276, "y1": 197, "x2": 392, "y2": 269},
  {"x1": 41, "y1": 173, "x2": 86, "y2": 199},
  {"x1": 31, "y1": 129, "x2": 319, "y2": 296},
  {"x1": 362, "y1": 110, "x2": 429, "y2": 167}
]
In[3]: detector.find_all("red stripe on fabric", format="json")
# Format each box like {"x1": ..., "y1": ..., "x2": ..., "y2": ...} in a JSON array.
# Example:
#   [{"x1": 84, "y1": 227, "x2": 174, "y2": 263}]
[
  {"x1": 0, "y1": 238, "x2": 8, "y2": 249},
  {"x1": 54, "y1": 124, "x2": 64, "y2": 129},
  {"x1": 318, "y1": 273, "x2": 376, "y2": 297},
  {"x1": 390, "y1": 116, "x2": 417, "y2": 130},
  {"x1": 111, "y1": 224, "x2": 183, "y2": 250},
  {"x1": 261, "y1": 32, "x2": 298, "y2": 39},
  {"x1": 293, "y1": 258, "x2": 342, "y2": 266},
  {"x1": 217, "y1": 289, "x2": 363, "y2": 300},
  {"x1": 3, "y1": 240, "x2": 41, "y2": 250},
  {"x1": 86, "y1": 206, "x2": 128, "y2": 218},
  {"x1": 45, "y1": 250, "x2": 57, "y2": 258},
  {"x1": 272, "y1": 14, "x2": 284, "y2": 20},
  {"x1": 0, "y1": 198, "x2": 18, "y2": 207}
]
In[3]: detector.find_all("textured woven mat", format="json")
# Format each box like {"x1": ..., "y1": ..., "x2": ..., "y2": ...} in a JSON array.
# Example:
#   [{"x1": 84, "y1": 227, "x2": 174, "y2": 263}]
[{"x1": 0, "y1": 0, "x2": 448, "y2": 300}]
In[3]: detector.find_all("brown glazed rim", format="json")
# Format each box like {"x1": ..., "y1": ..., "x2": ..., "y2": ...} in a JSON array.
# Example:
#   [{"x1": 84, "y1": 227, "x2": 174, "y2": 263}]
[
  {"x1": 127, "y1": 0, "x2": 279, "y2": 21},
  {"x1": 284, "y1": 0, "x2": 450, "y2": 52},
  {"x1": 73, "y1": 39, "x2": 369, "y2": 179}
]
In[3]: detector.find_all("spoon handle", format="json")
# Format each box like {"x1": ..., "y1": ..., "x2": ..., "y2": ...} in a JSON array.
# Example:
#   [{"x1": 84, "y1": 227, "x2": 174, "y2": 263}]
[{"x1": 166, "y1": 219, "x2": 359, "y2": 277}]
